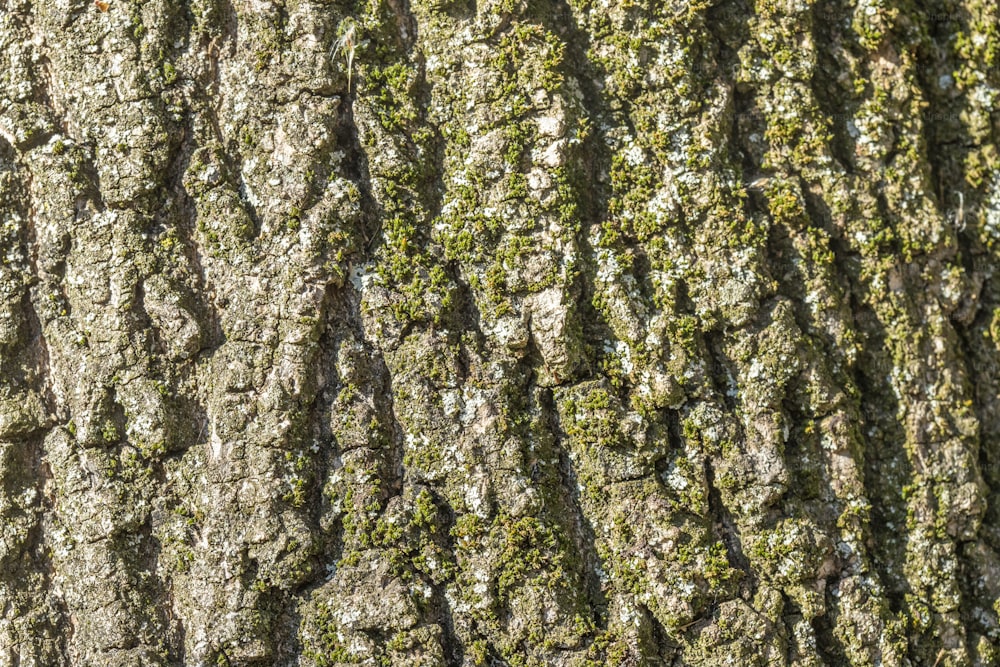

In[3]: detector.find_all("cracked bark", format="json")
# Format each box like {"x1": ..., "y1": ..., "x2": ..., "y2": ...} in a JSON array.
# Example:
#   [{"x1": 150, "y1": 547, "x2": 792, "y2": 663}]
[{"x1": 2, "y1": 0, "x2": 1000, "y2": 665}]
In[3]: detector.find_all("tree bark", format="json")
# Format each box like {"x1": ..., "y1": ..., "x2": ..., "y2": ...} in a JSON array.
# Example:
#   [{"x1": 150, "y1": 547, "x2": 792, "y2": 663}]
[{"x1": 1, "y1": 0, "x2": 999, "y2": 664}]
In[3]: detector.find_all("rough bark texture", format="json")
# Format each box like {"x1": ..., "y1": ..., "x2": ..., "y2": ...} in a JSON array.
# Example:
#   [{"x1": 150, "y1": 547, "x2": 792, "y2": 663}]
[{"x1": 1, "y1": 0, "x2": 999, "y2": 664}]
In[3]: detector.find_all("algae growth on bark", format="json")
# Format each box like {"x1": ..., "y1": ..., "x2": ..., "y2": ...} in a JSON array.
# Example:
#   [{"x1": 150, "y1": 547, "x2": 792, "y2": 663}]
[{"x1": 1, "y1": 0, "x2": 1000, "y2": 664}]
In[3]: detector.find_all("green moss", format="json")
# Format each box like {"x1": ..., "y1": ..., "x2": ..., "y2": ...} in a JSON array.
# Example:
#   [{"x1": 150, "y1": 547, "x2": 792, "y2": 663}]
[
  {"x1": 302, "y1": 602, "x2": 364, "y2": 665},
  {"x1": 502, "y1": 121, "x2": 536, "y2": 166},
  {"x1": 174, "y1": 547, "x2": 194, "y2": 572},
  {"x1": 582, "y1": 629, "x2": 635, "y2": 666},
  {"x1": 286, "y1": 206, "x2": 302, "y2": 233},
  {"x1": 412, "y1": 489, "x2": 439, "y2": 533},
  {"x1": 492, "y1": 514, "x2": 565, "y2": 601},
  {"x1": 137, "y1": 439, "x2": 167, "y2": 459},
  {"x1": 363, "y1": 63, "x2": 419, "y2": 132},
  {"x1": 281, "y1": 450, "x2": 312, "y2": 508},
  {"x1": 162, "y1": 61, "x2": 178, "y2": 85},
  {"x1": 102, "y1": 420, "x2": 119, "y2": 443}
]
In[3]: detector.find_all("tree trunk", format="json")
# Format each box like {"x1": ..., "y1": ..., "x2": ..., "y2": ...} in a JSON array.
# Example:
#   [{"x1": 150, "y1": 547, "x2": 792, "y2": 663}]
[{"x1": 1, "y1": 0, "x2": 999, "y2": 664}]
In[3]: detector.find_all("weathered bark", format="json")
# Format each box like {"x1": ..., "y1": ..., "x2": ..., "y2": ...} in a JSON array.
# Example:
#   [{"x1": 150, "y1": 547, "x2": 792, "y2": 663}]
[{"x1": 1, "y1": 0, "x2": 999, "y2": 664}]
